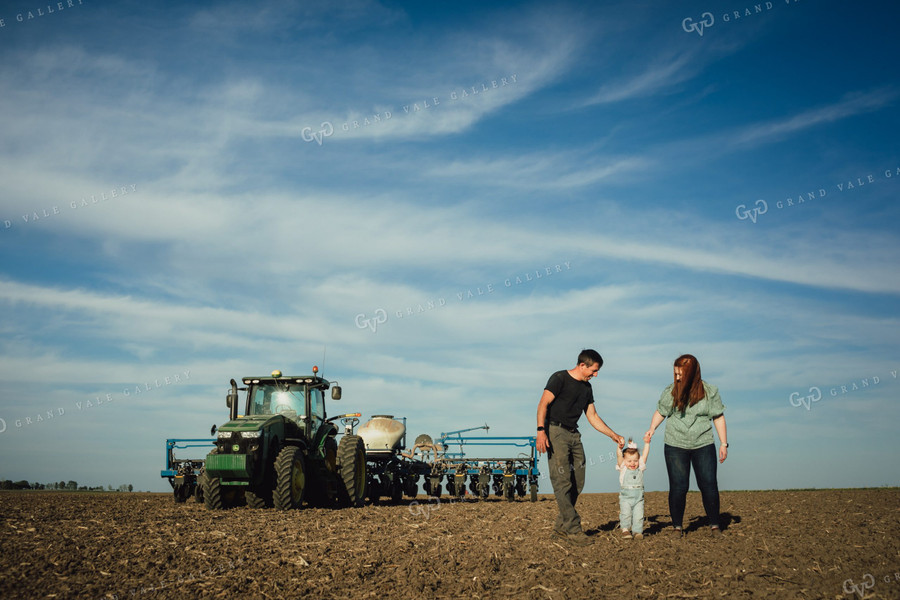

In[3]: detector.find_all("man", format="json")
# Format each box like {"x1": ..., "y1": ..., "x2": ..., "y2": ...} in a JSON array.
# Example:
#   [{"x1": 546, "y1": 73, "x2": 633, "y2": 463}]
[{"x1": 536, "y1": 349, "x2": 624, "y2": 546}]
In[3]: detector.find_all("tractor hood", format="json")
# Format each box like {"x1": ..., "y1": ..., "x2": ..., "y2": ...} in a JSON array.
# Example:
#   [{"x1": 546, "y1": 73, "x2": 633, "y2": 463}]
[{"x1": 218, "y1": 414, "x2": 284, "y2": 433}]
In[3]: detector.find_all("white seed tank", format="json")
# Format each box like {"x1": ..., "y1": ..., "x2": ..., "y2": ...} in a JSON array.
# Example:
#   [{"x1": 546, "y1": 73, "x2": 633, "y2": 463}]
[{"x1": 357, "y1": 415, "x2": 406, "y2": 454}]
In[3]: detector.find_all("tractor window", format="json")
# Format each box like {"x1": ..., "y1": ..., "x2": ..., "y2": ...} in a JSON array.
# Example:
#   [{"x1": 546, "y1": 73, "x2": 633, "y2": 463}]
[
  {"x1": 248, "y1": 386, "x2": 270, "y2": 415},
  {"x1": 310, "y1": 389, "x2": 325, "y2": 426},
  {"x1": 248, "y1": 384, "x2": 307, "y2": 420}
]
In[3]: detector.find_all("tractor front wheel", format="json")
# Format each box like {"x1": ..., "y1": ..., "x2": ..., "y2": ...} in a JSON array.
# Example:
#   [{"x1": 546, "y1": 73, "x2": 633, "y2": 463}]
[
  {"x1": 245, "y1": 486, "x2": 273, "y2": 509},
  {"x1": 274, "y1": 446, "x2": 306, "y2": 510},
  {"x1": 203, "y1": 475, "x2": 231, "y2": 510},
  {"x1": 337, "y1": 435, "x2": 366, "y2": 508}
]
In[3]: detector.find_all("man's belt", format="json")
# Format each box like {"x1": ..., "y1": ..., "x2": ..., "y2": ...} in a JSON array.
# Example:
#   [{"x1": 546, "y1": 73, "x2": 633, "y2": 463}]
[{"x1": 548, "y1": 420, "x2": 578, "y2": 433}]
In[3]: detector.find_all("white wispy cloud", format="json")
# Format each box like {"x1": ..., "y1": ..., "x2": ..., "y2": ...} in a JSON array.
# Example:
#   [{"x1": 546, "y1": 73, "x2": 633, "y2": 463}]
[
  {"x1": 580, "y1": 50, "x2": 703, "y2": 106},
  {"x1": 731, "y1": 88, "x2": 899, "y2": 147},
  {"x1": 423, "y1": 152, "x2": 648, "y2": 190}
]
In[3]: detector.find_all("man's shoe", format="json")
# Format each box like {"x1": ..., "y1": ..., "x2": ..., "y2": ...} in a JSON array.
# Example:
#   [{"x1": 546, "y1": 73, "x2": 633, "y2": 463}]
[
  {"x1": 633, "y1": 533, "x2": 644, "y2": 540},
  {"x1": 551, "y1": 528, "x2": 567, "y2": 541},
  {"x1": 711, "y1": 527, "x2": 723, "y2": 537},
  {"x1": 621, "y1": 530, "x2": 633, "y2": 540},
  {"x1": 672, "y1": 527, "x2": 684, "y2": 538},
  {"x1": 567, "y1": 531, "x2": 594, "y2": 546}
]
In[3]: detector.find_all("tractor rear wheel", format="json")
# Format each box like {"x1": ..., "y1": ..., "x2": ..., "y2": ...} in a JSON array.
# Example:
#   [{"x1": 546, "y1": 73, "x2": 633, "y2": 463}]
[
  {"x1": 337, "y1": 435, "x2": 366, "y2": 508},
  {"x1": 274, "y1": 446, "x2": 306, "y2": 510}
]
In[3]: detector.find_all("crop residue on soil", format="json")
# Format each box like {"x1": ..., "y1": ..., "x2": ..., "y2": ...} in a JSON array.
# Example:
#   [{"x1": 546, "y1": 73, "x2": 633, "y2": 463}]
[{"x1": 1, "y1": 489, "x2": 898, "y2": 599}]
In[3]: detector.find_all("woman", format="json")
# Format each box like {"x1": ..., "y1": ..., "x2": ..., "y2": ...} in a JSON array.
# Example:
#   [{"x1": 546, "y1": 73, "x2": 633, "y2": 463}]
[{"x1": 646, "y1": 354, "x2": 728, "y2": 537}]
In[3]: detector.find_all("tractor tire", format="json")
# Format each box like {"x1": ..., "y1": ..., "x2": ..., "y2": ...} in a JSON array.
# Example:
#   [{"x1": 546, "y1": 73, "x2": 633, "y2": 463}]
[
  {"x1": 203, "y1": 475, "x2": 229, "y2": 510},
  {"x1": 245, "y1": 487, "x2": 272, "y2": 509},
  {"x1": 274, "y1": 446, "x2": 306, "y2": 510},
  {"x1": 337, "y1": 435, "x2": 366, "y2": 508}
]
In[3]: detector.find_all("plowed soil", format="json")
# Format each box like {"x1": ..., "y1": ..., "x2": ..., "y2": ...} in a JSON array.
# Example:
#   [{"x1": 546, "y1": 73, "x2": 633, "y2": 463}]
[{"x1": 1, "y1": 489, "x2": 898, "y2": 599}]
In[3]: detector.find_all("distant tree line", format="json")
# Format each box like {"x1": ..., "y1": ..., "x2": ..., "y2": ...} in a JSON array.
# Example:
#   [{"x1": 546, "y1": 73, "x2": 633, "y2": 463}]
[{"x1": 0, "y1": 480, "x2": 133, "y2": 492}]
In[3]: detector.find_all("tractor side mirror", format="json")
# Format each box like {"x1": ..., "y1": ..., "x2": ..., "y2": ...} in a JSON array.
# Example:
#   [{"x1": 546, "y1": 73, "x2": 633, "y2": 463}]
[
  {"x1": 210, "y1": 424, "x2": 217, "y2": 436},
  {"x1": 331, "y1": 386, "x2": 342, "y2": 400},
  {"x1": 226, "y1": 391, "x2": 236, "y2": 408}
]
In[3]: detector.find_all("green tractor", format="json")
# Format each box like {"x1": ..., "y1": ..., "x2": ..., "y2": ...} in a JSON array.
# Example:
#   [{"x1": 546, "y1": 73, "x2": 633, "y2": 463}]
[{"x1": 201, "y1": 367, "x2": 366, "y2": 510}]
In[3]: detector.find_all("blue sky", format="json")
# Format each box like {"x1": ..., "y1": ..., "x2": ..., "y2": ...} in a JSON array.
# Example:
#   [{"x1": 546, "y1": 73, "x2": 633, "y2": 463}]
[{"x1": 0, "y1": 0, "x2": 898, "y2": 494}]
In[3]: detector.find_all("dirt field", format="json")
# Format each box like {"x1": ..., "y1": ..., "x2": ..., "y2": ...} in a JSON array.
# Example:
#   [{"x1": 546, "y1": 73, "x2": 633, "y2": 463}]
[{"x1": 1, "y1": 489, "x2": 898, "y2": 599}]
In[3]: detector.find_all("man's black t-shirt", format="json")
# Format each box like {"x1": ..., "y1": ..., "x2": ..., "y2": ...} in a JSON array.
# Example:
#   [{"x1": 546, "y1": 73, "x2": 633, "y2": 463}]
[{"x1": 544, "y1": 370, "x2": 594, "y2": 430}]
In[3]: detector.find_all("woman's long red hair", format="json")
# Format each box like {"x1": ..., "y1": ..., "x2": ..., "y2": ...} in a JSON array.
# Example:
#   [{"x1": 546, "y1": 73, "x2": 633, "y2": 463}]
[{"x1": 672, "y1": 354, "x2": 705, "y2": 411}]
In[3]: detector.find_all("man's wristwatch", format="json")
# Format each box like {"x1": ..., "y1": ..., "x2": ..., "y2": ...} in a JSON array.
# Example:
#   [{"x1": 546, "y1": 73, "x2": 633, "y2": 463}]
[
  {"x1": 723, "y1": 442, "x2": 729, "y2": 448},
  {"x1": 537, "y1": 426, "x2": 545, "y2": 432}
]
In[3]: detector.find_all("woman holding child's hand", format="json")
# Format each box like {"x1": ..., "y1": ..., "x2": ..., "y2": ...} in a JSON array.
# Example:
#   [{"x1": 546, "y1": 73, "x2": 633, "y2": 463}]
[{"x1": 645, "y1": 354, "x2": 728, "y2": 538}]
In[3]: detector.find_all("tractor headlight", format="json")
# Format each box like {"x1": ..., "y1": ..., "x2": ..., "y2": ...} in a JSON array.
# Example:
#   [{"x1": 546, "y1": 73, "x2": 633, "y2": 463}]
[
  {"x1": 240, "y1": 431, "x2": 261, "y2": 439},
  {"x1": 216, "y1": 431, "x2": 232, "y2": 439}
]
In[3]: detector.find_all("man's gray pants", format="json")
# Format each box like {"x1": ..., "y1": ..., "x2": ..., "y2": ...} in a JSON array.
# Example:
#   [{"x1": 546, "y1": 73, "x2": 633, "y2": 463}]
[{"x1": 547, "y1": 424, "x2": 586, "y2": 534}]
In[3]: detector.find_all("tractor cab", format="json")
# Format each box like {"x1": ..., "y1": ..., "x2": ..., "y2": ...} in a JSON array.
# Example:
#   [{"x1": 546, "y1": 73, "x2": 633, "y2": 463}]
[{"x1": 235, "y1": 368, "x2": 339, "y2": 439}]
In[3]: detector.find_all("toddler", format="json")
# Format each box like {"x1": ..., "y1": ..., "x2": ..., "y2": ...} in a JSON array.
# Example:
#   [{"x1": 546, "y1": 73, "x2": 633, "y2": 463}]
[{"x1": 616, "y1": 433, "x2": 650, "y2": 539}]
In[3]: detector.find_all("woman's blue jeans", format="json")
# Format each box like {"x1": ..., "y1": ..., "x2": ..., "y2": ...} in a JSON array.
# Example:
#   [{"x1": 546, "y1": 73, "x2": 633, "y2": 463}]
[{"x1": 664, "y1": 443, "x2": 720, "y2": 529}]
